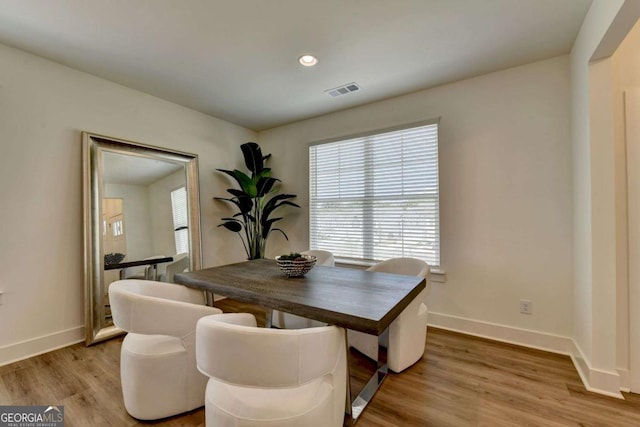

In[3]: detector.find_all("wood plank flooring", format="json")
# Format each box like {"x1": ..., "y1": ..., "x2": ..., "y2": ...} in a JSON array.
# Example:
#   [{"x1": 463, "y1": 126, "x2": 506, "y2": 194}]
[{"x1": 1, "y1": 299, "x2": 640, "y2": 426}]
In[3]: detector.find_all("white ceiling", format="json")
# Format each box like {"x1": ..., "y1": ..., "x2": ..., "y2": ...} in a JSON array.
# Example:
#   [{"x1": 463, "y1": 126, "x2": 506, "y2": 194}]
[
  {"x1": 102, "y1": 152, "x2": 183, "y2": 186},
  {"x1": 0, "y1": 0, "x2": 592, "y2": 131}
]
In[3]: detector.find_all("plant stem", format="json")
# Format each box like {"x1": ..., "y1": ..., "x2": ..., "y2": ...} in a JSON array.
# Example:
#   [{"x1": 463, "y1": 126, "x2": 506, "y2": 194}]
[{"x1": 237, "y1": 232, "x2": 249, "y2": 258}]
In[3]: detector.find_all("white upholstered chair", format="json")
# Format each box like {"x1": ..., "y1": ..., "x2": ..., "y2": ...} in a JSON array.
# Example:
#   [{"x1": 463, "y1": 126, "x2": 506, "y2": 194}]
[
  {"x1": 122, "y1": 254, "x2": 165, "y2": 280},
  {"x1": 109, "y1": 279, "x2": 221, "y2": 420},
  {"x1": 160, "y1": 252, "x2": 189, "y2": 283},
  {"x1": 196, "y1": 313, "x2": 347, "y2": 427},
  {"x1": 271, "y1": 249, "x2": 334, "y2": 329},
  {"x1": 347, "y1": 258, "x2": 430, "y2": 373},
  {"x1": 301, "y1": 249, "x2": 335, "y2": 266}
]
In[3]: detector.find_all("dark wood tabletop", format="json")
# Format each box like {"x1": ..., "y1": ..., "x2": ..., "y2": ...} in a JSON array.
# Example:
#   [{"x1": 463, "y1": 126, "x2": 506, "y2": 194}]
[
  {"x1": 104, "y1": 256, "x2": 174, "y2": 270},
  {"x1": 174, "y1": 258, "x2": 425, "y2": 335}
]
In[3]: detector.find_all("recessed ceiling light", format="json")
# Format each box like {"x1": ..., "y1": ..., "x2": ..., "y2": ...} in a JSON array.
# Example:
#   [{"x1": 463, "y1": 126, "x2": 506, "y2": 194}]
[{"x1": 298, "y1": 54, "x2": 318, "y2": 67}]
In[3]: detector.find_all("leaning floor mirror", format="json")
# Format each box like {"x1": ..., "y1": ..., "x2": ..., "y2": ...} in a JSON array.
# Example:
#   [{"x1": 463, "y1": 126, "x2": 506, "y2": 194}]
[{"x1": 83, "y1": 132, "x2": 202, "y2": 345}]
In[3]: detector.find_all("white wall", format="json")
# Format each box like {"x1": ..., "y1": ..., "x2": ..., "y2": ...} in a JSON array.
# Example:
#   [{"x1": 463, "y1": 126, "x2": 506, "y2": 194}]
[
  {"x1": 259, "y1": 56, "x2": 574, "y2": 344},
  {"x1": 569, "y1": 0, "x2": 632, "y2": 396},
  {"x1": 570, "y1": 0, "x2": 624, "y2": 376},
  {"x1": 611, "y1": 18, "x2": 640, "y2": 391},
  {"x1": 104, "y1": 183, "x2": 153, "y2": 261},
  {"x1": 0, "y1": 42, "x2": 255, "y2": 365}
]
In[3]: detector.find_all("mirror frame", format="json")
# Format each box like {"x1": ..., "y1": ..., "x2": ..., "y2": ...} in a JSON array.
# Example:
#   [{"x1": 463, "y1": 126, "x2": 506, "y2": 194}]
[{"x1": 82, "y1": 132, "x2": 202, "y2": 345}]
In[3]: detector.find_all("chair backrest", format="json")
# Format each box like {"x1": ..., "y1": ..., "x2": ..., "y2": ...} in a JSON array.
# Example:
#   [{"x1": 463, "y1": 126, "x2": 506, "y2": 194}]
[
  {"x1": 301, "y1": 250, "x2": 335, "y2": 267},
  {"x1": 367, "y1": 257, "x2": 430, "y2": 279},
  {"x1": 368, "y1": 258, "x2": 430, "y2": 300},
  {"x1": 196, "y1": 313, "x2": 346, "y2": 388},
  {"x1": 109, "y1": 279, "x2": 219, "y2": 338},
  {"x1": 163, "y1": 253, "x2": 190, "y2": 283}
]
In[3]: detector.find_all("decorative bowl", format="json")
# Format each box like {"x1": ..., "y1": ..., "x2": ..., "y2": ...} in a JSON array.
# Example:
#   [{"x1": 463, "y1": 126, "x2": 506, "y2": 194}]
[
  {"x1": 275, "y1": 255, "x2": 317, "y2": 277},
  {"x1": 104, "y1": 252, "x2": 126, "y2": 266}
]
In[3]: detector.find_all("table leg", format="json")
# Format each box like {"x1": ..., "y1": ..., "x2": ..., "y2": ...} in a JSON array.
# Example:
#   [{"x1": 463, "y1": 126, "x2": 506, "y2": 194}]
[
  {"x1": 204, "y1": 291, "x2": 215, "y2": 306},
  {"x1": 265, "y1": 309, "x2": 273, "y2": 328},
  {"x1": 344, "y1": 327, "x2": 389, "y2": 425}
]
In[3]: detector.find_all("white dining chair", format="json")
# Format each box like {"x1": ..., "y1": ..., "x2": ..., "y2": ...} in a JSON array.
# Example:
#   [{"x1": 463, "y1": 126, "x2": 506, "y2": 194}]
[
  {"x1": 301, "y1": 249, "x2": 335, "y2": 266},
  {"x1": 109, "y1": 279, "x2": 221, "y2": 420},
  {"x1": 160, "y1": 252, "x2": 190, "y2": 283},
  {"x1": 347, "y1": 257, "x2": 430, "y2": 373},
  {"x1": 122, "y1": 254, "x2": 165, "y2": 280},
  {"x1": 196, "y1": 313, "x2": 347, "y2": 427},
  {"x1": 271, "y1": 249, "x2": 334, "y2": 329}
]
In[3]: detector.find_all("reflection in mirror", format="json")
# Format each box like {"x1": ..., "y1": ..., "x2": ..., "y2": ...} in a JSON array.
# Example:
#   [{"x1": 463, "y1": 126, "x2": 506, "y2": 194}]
[
  {"x1": 102, "y1": 197, "x2": 124, "y2": 326},
  {"x1": 83, "y1": 133, "x2": 201, "y2": 344}
]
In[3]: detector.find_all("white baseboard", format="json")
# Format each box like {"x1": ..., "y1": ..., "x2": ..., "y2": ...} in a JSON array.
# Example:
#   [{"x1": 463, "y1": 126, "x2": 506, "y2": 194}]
[
  {"x1": 570, "y1": 340, "x2": 623, "y2": 398},
  {"x1": 617, "y1": 368, "x2": 631, "y2": 393},
  {"x1": 428, "y1": 312, "x2": 573, "y2": 354},
  {"x1": 0, "y1": 326, "x2": 85, "y2": 367},
  {"x1": 428, "y1": 312, "x2": 624, "y2": 398},
  {"x1": 618, "y1": 368, "x2": 630, "y2": 392}
]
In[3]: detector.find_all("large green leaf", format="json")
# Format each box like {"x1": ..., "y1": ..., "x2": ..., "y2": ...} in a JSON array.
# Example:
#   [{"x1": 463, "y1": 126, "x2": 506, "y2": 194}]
[
  {"x1": 263, "y1": 194, "x2": 300, "y2": 220},
  {"x1": 241, "y1": 142, "x2": 266, "y2": 175},
  {"x1": 265, "y1": 201, "x2": 300, "y2": 220},
  {"x1": 236, "y1": 195, "x2": 254, "y2": 214},
  {"x1": 256, "y1": 177, "x2": 279, "y2": 197},
  {"x1": 270, "y1": 228, "x2": 289, "y2": 240},
  {"x1": 218, "y1": 221, "x2": 243, "y2": 233},
  {"x1": 214, "y1": 196, "x2": 240, "y2": 208},
  {"x1": 214, "y1": 196, "x2": 253, "y2": 214},
  {"x1": 217, "y1": 169, "x2": 257, "y2": 197},
  {"x1": 263, "y1": 193, "x2": 297, "y2": 210},
  {"x1": 259, "y1": 168, "x2": 272, "y2": 178},
  {"x1": 226, "y1": 189, "x2": 247, "y2": 198},
  {"x1": 261, "y1": 217, "x2": 283, "y2": 238}
]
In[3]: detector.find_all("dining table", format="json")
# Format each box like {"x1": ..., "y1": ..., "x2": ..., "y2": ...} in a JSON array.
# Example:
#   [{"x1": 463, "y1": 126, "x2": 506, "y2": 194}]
[
  {"x1": 104, "y1": 256, "x2": 174, "y2": 280},
  {"x1": 174, "y1": 258, "x2": 425, "y2": 425}
]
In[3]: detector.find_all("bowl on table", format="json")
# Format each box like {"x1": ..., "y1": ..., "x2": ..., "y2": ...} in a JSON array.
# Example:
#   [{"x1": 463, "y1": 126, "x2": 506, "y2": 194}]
[
  {"x1": 104, "y1": 252, "x2": 126, "y2": 266},
  {"x1": 275, "y1": 254, "x2": 317, "y2": 277}
]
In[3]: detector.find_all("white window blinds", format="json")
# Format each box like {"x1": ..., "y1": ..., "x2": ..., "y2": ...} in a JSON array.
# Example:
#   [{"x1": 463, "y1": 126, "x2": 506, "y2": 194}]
[
  {"x1": 309, "y1": 122, "x2": 440, "y2": 266},
  {"x1": 171, "y1": 187, "x2": 189, "y2": 255}
]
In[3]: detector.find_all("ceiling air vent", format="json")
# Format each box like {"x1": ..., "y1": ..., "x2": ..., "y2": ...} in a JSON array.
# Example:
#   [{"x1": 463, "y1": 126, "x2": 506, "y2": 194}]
[{"x1": 325, "y1": 82, "x2": 361, "y2": 98}]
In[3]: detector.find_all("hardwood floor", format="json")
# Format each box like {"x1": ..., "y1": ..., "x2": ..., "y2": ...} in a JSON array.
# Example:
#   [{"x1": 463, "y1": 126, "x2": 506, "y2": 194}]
[{"x1": 2, "y1": 299, "x2": 640, "y2": 426}]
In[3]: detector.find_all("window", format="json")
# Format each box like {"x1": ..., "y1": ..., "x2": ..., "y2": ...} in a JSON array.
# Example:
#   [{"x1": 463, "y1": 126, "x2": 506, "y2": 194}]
[
  {"x1": 112, "y1": 219, "x2": 124, "y2": 237},
  {"x1": 309, "y1": 122, "x2": 440, "y2": 266},
  {"x1": 171, "y1": 187, "x2": 189, "y2": 254}
]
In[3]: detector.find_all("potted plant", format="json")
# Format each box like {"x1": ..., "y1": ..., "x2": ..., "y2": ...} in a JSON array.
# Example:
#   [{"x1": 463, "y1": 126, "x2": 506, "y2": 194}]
[{"x1": 216, "y1": 142, "x2": 299, "y2": 259}]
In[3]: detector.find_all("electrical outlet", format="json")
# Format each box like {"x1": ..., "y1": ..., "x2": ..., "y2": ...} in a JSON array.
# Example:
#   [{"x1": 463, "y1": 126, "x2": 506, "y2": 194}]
[{"x1": 520, "y1": 299, "x2": 532, "y2": 315}]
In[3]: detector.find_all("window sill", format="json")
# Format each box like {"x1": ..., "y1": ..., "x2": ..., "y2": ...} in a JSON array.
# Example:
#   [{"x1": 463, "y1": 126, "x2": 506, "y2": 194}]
[
  {"x1": 430, "y1": 269, "x2": 446, "y2": 283},
  {"x1": 335, "y1": 258, "x2": 446, "y2": 283}
]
